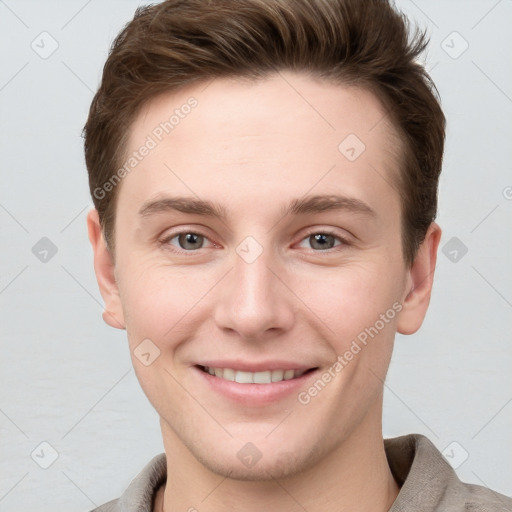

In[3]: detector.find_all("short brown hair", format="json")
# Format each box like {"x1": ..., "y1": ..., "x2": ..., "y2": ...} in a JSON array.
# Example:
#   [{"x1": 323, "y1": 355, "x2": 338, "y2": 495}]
[{"x1": 84, "y1": 0, "x2": 445, "y2": 265}]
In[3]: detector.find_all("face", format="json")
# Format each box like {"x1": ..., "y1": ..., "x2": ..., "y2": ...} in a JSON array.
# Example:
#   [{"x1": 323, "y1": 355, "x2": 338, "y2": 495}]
[{"x1": 89, "y1": 72, "x2": 439, "y2": 481}]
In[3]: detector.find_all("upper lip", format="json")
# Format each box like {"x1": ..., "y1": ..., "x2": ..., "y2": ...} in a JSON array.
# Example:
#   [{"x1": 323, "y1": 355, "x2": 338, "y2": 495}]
[{"x1": 195, "y1": 360, "x2": 318, "y2": 372}]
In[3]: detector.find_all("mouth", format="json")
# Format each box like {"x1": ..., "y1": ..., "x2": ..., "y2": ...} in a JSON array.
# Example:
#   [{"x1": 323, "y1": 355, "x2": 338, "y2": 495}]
[{"x1": 196, "y1": 365, "x2": 318, "y2": 384}]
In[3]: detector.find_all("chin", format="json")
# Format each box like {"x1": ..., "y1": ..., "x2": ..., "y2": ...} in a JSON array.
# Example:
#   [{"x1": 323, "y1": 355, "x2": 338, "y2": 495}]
[{"x1": 189, "y1": 438, "x2": 325, "y2": 482}]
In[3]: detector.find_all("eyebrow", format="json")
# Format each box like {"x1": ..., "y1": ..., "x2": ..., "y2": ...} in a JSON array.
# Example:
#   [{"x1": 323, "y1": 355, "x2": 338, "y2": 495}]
[
  {"x1": 286, "y1": 194, "x2": 376, "y2": 218},
  {"x1": 139, "y1": 196, "x2": 227, "y2": 219},
  {"x1": 138, "y1": 194, "x2": 376, "y2": 220}
]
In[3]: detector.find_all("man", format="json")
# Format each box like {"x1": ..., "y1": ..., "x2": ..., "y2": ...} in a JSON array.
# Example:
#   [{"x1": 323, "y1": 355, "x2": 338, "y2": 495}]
[{"x1": 84, "y1": 0, "x2": 511, "y2": 510}]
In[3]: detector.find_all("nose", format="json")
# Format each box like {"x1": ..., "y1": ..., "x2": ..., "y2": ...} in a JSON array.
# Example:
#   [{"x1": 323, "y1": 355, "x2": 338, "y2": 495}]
[{"x1": 212, "y1": 247, "x2": 296, "y2": 341}]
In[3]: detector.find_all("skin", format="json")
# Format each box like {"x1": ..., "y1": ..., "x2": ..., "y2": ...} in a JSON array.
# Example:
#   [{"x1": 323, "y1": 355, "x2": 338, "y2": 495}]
[{"x1": 88, "y1": 71, "x2": 441, "y2": 512}]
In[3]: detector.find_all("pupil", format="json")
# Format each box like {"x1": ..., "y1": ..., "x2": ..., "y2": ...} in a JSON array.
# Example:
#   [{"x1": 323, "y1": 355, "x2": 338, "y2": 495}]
[
  {"x1": 180, "y1": 233, "x2": 202, "y2": 250},
  {"x1": 311, "y1": 234, "x2": 334, "y2": 250}
]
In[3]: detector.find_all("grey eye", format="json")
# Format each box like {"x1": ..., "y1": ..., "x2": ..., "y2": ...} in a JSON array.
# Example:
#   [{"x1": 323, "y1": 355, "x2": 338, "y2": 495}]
[
  {"x1": 175, "y1": 233, "x2": 205, "y2": 250},
  {"x1": 308, "y1": 233, "x2": 337, "y2": 250}
]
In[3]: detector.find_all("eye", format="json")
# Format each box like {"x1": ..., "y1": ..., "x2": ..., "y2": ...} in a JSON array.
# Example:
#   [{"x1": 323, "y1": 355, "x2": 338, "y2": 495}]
[
  {"x1": 297, "y1": 231, "x2": 347, "y2": 251},
  {"x1": 162, "y1": 231, "x2": 215, "y2": 251}
]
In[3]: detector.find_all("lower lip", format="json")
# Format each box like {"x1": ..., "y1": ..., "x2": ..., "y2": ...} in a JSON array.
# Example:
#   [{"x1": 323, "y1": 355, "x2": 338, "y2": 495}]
[{"x1": 194, "y1": 366, "x2": 318, "y2": 406}]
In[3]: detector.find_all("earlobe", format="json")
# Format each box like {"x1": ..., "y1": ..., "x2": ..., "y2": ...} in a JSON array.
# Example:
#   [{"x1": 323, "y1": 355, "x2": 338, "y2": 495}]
[
  {"x1": 396, "y1": 222, "x2": 442, "y2": 335},
  {"x1": 87, "y1": 209, "x2": 126, "y2": 330}
]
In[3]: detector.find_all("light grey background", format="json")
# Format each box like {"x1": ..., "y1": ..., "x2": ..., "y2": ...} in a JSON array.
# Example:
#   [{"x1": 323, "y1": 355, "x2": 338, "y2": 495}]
[{"x1": 1, "y1": 0, "x2": 511, "y2": 510}]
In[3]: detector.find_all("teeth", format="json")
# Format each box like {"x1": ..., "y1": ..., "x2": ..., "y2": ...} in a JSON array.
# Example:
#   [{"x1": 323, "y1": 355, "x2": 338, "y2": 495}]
[
  {"x1": 271, "y1": 369, "x2": 284, "y2": 382},
  {"x1": 223, "y1": 368, "x2": 235, "y2": 381},
  {"x1": 254, "y1": 371, "x2": 271, "y2": 384},
  {"x1": 235, "y1": 371, "x2": 253, "y2": 384},
  {"x1": 284, "y1": 369, "x2": 295, "y2": 380},
  {"x1": 203, "y1": 366, "x2": 307, "y2": 384}
]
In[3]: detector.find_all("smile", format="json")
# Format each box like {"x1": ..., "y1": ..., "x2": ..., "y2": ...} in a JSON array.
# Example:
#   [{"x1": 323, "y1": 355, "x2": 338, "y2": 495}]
[{"x1": 199, "y1": 365, "x2": 313, "y2": 384}]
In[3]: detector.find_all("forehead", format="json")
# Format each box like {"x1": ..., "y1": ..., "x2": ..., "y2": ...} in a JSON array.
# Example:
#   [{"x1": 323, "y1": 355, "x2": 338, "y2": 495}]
[{"x1": 121, "y1": 72, "x2": 401, "y2": 218}]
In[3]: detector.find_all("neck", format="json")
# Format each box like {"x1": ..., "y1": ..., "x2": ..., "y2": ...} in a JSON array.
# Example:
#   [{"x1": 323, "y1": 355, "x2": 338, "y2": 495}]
[{"x1": 156, "y1": 406, "x2": 400, "y2": 512}]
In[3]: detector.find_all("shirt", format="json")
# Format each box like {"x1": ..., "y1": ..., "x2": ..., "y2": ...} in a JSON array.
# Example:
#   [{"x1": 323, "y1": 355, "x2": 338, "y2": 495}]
[{"x1": 91, "y1": 433, "x2": 511, "y2": 511}]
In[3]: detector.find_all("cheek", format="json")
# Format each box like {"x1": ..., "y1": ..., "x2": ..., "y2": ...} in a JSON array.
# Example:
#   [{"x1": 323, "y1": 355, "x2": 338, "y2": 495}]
[
  {"x1": 296, "y1": 263, "x2": 402, "y2": 342},
  {"x1": 116, "y1": 245, "x2": 405, "y2": 358},
  {"x1": 117, "y1": 260, "x2": 216, "y2": 346},
  {"x1": 117, "y1": 263, "x2": 207, "y2": 409}
]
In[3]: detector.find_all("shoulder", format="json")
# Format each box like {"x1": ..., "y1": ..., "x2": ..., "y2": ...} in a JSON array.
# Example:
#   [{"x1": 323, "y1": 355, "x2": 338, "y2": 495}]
[
  {"x1": 385, "y1": 434, "x2": 511, "y2": 512},
  {"x1": 90, "y1": 498, "x2": 119, "y2": 512},
  {"x1": 459, "y1": 482, "x2": 512, "y2": 511},
  {"x1": 89, "y1": 453, "x2": 167, "y2": 512}
]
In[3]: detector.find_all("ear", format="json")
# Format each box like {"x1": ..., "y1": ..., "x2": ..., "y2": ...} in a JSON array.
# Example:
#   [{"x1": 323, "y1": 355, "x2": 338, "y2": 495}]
[
  {"x1": 397, "y1": 222, "x2": 442, "y2": 335},
  {"x1": 87, "y1": 209, "x2": 125, "y2": 330}
]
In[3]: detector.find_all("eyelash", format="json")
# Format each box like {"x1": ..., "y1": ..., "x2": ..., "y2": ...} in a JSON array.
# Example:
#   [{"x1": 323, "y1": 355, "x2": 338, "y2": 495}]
[{"x1": 159, "y1": 228, "x2": 350, "y2": 255}]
